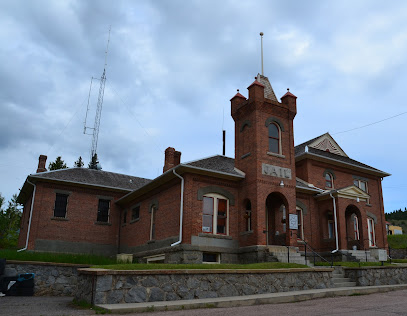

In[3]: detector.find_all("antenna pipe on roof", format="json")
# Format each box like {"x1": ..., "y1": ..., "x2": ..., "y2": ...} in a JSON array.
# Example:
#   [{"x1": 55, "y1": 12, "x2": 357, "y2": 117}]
[
  {"x1": 223, "y1": 130, "x2": 226, "y2": 156},
  {"x1": 260, "y1": 32, "x2": 264, "y2": 76}
]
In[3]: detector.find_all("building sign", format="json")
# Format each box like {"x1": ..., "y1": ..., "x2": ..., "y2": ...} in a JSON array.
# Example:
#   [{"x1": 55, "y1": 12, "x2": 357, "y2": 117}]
[
  {"x1": 378, "y1": 249, "x2": 387, "y2": 262},
  {"x1": 262, "y1": 163, "x2": 292, "y2": 179},
  {"x1": 289, "y1": 214, "x2": 298, "y2": 230}
]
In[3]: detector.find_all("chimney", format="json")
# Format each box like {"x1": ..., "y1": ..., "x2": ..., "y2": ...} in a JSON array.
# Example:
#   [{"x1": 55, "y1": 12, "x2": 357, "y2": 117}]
[
  {"x1": 163, "y1": 147, "x2": 181, "y2": 173},
  {"x1": 37, "y1": 155, "x2": 47, "y2": 173}
]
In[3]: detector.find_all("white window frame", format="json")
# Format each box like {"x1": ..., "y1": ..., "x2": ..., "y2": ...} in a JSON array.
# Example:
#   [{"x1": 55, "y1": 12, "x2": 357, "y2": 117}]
[
  {"x1": 267, "y1": 122, "x2": 282, "y2": 155},
  {"x1": 367, "y1": 217, "x2": 376, "y2": 247},
  {"x1": 325, "y1": 173, "x2": 334, "y2": 189},
  {"x1": 202, "y1": 193, "x2": 229, "y2": 235},
  {"x1": 296, "y1": 207, "x2": 304, "y2": 241},
  {"x1": 352, "y1": 214, "x2": 360, "y2": 240}
]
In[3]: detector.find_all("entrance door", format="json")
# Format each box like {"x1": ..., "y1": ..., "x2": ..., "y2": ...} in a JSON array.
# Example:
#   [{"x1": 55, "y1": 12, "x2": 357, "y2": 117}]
[{"x1": 266, "y1": 193, "x2": 287, "y2": 246}]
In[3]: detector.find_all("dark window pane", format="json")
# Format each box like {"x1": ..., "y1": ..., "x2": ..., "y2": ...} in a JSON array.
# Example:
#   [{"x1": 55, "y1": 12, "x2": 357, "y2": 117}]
[
  {"x1": 268, "y1": 124, "x2": 279, "y2": 138},
  {"x1": 123, "y1": 211, "x2": 127, "y2": 224},
  {"x1": 269, "y1": 138, "x2": 279, "y2": 153},
  {"x1": 360, "y1": 181, "x2": 367, "y2": 192},
  {"x1": 132, "y1": 206, "x2": 140, "y2": 220},
  {"x1": 97, "y1": 199, "x2": 110, "y2": 222},
  {"x1": 202, "y1": 253, "x2": 218, "y2": 262},
  {"x1": 54, "y1": 194, "x2": 68, "y2": 218}
]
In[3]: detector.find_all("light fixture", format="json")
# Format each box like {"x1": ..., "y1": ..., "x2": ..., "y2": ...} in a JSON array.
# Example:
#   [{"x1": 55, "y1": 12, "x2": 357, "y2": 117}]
[{"x1": 280, "y1": 180, "x2": 284, "y2": 187}]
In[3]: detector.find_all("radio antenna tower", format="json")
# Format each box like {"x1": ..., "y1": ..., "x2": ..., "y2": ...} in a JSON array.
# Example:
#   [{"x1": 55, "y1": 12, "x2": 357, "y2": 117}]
[{"x1": 84, "y1": 26, "x2": 111, "y2": 166}]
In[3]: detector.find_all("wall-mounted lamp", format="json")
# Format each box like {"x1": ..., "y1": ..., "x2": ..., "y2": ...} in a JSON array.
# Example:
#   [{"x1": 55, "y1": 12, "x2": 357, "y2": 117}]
[{"x1": 280, "y1": 180, "x2": 284, "y2": 187}]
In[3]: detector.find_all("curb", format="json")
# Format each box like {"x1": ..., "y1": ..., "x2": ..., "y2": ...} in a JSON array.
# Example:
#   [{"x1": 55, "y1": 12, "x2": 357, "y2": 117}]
[{"x1": 96, "y1": 284, "x2": 407, "y2": 313}]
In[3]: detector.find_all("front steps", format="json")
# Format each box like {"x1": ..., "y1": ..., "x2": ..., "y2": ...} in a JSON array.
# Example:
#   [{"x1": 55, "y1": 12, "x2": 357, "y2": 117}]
[
  {"x1": 332, "y1": 267, "x2": 357, "y2": 287},
  {"x1": 267, "y1": 246, "x2": 309, "y2": 265},
  {"x1": 346, "y1": 250, "x2": 376, "y2": 262}
]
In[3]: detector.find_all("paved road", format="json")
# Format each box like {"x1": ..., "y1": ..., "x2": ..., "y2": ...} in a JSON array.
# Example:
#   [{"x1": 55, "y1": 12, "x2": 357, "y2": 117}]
[{"x1": 1, "y1": 289, "x2": 407, "y2": 316}]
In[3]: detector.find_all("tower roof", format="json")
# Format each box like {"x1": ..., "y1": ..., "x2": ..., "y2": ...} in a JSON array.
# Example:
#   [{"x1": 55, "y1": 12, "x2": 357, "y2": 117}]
[{"x1": 257, "y1": 74, "x2": 278, "y2": 102}]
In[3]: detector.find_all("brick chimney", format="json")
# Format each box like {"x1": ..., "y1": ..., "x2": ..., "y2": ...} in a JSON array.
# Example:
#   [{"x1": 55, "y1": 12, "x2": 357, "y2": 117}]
[
  {"x1": 163, "y1": 147, "x2": 181, "y2": 173},
  {"x1": 37, "y1": 155, "x2": 47, "y2": 173}
]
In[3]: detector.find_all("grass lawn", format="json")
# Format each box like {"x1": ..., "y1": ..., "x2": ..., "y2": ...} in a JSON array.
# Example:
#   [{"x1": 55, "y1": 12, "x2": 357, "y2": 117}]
[
  {"x1": 315, "y1": 261, "x2": 391, "y2": 267},
  {"x1": 0, "y1": 249, "x2": 117, "y2": 265},
  {"x1": 387, "y1": 234, "x2": 407, "y2": 249},
  {"x1": 92, "y1": 262, "x2": 308, "y2": 270}
]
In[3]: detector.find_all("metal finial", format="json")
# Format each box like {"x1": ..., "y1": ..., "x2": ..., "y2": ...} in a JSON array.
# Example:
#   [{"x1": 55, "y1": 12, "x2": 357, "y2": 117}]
[
  {"x1": 287, "y1": 88, "x2": 290, "y2": 91},
  {"x1": 260, "y1": 32, "x2": 264, "y2": 76},
  {"x1": 237, "y1": 89, "x2": 239, "y2": 92}
]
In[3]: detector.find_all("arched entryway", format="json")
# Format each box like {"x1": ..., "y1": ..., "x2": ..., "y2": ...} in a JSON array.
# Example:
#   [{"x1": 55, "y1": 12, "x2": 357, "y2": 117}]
[
  {"x1": 345, "y1": 205, "x2": 363, "y2": 250},
  {"x1": 266, "y1": 192, "x2": 288, "y2": 246}
]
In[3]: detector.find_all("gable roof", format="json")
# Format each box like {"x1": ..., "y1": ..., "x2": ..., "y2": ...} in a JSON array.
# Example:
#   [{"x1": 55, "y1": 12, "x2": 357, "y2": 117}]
[
  {"x1": 184, "y1": 155, "x2": 243, "y2": 177},
  {"x1": 295, "y1": 133, "x2": 390, "y2": 177},
  {"x1": 17, "y1": 168, "x2": 152, "y2": 204}
]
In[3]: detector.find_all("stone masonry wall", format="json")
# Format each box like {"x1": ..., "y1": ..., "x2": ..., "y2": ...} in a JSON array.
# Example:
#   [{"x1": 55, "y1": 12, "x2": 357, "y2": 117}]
[
  {"x1": 6, "y1": 261, "x2": 89, "y2": 296},
  {"x1": 345, "y1": 266, "x2": 407, "y2": 286},
  {"x1": 75, "y1": 268, "x2": 334, "y2": 305}
]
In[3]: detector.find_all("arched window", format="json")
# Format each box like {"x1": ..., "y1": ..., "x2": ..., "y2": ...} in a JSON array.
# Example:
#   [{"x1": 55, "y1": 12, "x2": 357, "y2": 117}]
[
  {"x1": 351, "y1": 214, "x2": 360, "y2": 240},
  {"x1": 268, "y1": 123, "x2": 280, "y2": 154},
  {"x1": 367, "y1": 217, "x2": 376, "y2": 247},
  {"x1": 202, "y1": 194, "x2": 229, "y2": 235},
  {"x1": 325, "y1": 173, "x2": 333, "y2": 188}
]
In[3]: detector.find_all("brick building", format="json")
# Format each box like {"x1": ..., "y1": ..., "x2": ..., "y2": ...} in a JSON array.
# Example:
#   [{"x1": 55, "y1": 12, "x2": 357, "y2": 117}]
[{"x1": 17, "y1": 73, "x2": 390, "y2": 263}]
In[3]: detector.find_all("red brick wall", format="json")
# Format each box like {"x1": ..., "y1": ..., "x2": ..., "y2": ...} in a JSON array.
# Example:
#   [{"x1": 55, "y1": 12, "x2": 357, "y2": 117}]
[
  {"x1": 120, "y1": 178, "x2": 182, "y2": 247},
  {"x1": 18, "y1": 182, "x2": 124, "y2": 250}
]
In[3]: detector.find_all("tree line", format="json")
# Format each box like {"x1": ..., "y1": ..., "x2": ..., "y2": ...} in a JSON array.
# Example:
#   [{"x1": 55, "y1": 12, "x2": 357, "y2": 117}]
[
  {"x1": 48, "y1": 153, "x2": 100, "y2": 170},
  {"x1": 385, "y1": 208, "x2": 407, "y2": 221},
  {"x1": 0, "y1": 193, "x2": 21, "y2": 248}
]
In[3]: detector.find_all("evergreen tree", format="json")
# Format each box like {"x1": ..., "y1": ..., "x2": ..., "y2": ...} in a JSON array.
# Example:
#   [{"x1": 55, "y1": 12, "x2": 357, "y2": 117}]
[
  {"x1": 48, "y1": 156, "x2": 68, "y2": 170},
  {"x1": 0, "y1": 193, "x2": 22, "y2": 248},
  {"x1": 74, "y1": 156, "x2": 84, "y2": 168},
  {"x1": 88, "y1": 153, "x2": 100, "y2": 169}
]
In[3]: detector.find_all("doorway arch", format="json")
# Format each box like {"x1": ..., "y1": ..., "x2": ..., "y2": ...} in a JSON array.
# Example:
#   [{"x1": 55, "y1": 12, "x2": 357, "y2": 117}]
[
  {"x1": 266, "y1": 192, "x2": 288, "y2": 246},
  {"x1": 345, "y1": 204, "x2": 363, "y2": 250}
]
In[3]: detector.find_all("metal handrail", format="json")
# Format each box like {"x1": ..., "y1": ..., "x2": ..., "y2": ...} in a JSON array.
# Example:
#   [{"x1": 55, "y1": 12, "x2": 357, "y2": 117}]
[{"x1": 295, "y1": 234, "x2": 332, "y2": 267}]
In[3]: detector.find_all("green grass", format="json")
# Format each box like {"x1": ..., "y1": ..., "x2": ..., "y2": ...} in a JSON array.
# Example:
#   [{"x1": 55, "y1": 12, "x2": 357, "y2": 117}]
[
  {"x1": 387, "y1": 234, "x2": 407, "y2": 249},
  {"x1": 314, "y1": 261, "x2": 391, "y2": 267},
  {"x1": 92, "y1": 262, "x2": 308, "y2": 270},
  {"x1": 0, "y1": 249, "x2": 117, "y2": 265},
  {"x1": 391, "y1": 259, "x2": 407, "y2": 263}
]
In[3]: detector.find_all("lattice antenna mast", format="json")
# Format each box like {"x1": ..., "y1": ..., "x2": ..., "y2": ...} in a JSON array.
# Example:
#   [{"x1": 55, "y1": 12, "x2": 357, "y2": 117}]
[{"x1": 84, "y1": 26, "x2": 111, "y2": 163}]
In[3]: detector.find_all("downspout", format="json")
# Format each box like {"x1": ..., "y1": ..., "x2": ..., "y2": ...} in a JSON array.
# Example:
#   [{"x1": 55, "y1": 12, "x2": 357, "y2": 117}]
[
  {"x1": 18, "y1": 179, "x2": 36, "y2": 252},
  {"x1": 171, "y1": 168, "x2": 184, "y2": 247},
  {"x1": 330, "y1": 192, "x2": 339, "y2": 253}
]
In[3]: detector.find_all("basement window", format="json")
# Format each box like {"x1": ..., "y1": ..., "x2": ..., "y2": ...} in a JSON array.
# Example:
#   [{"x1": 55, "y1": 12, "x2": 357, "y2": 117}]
[
  {"x1": 54, "y1": 193, "x2": 68, "y2": 218},
  {"x1": 202, "y1": 252, "x2": 220, "y2": 264}
]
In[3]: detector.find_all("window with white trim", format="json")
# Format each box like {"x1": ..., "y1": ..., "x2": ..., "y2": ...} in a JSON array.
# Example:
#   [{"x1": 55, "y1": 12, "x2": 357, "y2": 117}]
[
  {"x1": 202, "y1": 194, "x2": 229, "y2": 235},
  {"x1": 352, "y1": 214, "x2": 360, "y2": 240},
  {"x1": 367, "y1": 217, "x2": 376, "y2": 247},
  {"x1": 354, "y1": 179, "x2": 368, "y2": 192},
  {"x1": 325, "y1": 173, "x2": 334, "y2": 188}
]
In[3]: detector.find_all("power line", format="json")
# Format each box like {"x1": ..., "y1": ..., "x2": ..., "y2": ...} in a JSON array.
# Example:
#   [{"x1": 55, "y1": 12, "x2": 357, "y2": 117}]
[{"x1": 333, "y1": 111, "x2": 407, "y2": 135}]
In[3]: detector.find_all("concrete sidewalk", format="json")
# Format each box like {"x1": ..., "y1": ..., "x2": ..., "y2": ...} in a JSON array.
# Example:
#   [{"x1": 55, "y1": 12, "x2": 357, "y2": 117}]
[{"x1": 97, "y1": 284, "x2": 407, "y2": 314}]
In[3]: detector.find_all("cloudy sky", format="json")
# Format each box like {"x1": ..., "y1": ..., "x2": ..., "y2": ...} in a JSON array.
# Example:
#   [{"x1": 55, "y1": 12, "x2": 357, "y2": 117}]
[{"x1": 1, "y1": 0, "x2": 406, "y2": 213}]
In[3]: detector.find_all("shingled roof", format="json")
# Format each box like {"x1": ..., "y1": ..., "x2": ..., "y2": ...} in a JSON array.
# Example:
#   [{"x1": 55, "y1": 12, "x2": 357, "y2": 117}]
[
  {"x1": 257, "y1": 74, "x2": 278, "y2": 102},
  {"x1": 185, "y1": 155, "x2": 243, "y2": 177},
  {"x1": 295, "y1": 134, "x2": 389, "y2": 176}
]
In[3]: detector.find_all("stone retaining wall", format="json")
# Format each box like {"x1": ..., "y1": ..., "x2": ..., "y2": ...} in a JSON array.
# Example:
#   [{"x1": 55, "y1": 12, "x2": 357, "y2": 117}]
[
  {"x1": 345, "y1": 266, "x2": 407, "y2": 286},
  {"x1": 6, "y1": 260, "x2": 89, "y2": 296},
  {"x1": 75, "y1": 268, "x2": 334, "y2": 305},
  {"x1": 389, "y1": 248, "x2": 407, "y2": 259}
]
